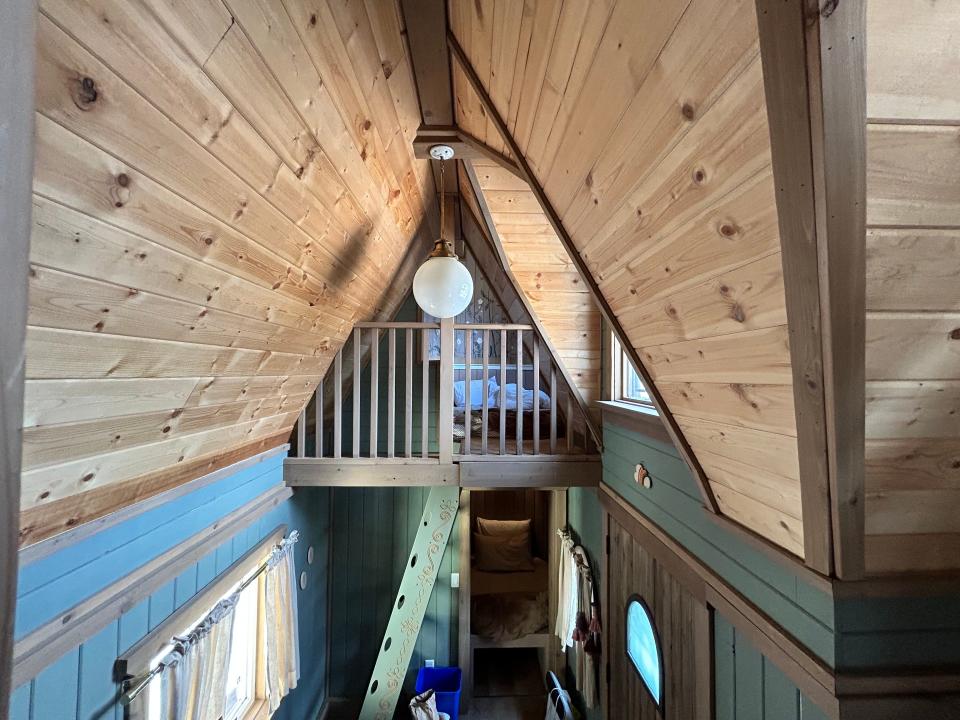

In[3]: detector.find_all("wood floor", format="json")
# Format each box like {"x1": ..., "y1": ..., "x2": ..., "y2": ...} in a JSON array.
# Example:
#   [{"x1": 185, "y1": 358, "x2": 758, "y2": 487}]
[{"x1": 472, "y1": 648, "x2": 546, "y2": 719}]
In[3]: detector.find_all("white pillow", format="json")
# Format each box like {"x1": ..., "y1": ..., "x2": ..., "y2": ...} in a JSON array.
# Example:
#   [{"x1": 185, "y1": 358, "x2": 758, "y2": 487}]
[
  {"x1": 453, "y1": 378, "x2": 498, "y2": 408},
  {"x1": 497, "y1": 384, "x2": 550, "y2": 411}
]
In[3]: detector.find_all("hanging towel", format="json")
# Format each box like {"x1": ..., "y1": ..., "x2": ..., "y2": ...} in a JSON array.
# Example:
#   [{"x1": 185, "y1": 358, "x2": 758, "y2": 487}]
[
  {"x1": 554, "y1": 530, "x2": 578, "y2": 649},
  {"x1": 552, "y1": 532, "x2": 602, "y2": 709}
]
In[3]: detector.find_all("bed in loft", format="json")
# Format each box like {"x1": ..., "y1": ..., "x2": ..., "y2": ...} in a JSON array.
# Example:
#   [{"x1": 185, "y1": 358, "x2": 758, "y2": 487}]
[
  {"x1": 451, "y1": 377, "x2": 565, "y2": 448},
  {"x1": 468, "y1": 491, "x2": 553, "y2": 656}
]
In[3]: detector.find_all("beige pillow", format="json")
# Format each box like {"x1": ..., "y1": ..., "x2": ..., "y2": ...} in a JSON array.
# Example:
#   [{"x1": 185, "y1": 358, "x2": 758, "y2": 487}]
[
  {"x1": 473, "y1": 532, "x2": 535, "y2": 572},
  {"x1": 476, "y1": 517, "x2": 531, "y2": 540}
]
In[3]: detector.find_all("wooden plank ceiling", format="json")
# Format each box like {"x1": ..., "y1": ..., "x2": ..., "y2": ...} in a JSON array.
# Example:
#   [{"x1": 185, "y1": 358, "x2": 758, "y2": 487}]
[
  {"x1": 462, "y1": 160, "x2": 602, "y2": 407},
  {"x1": 449, "y1": 0, "x2": 804, "y2": 556},
  {"x1": 864, "y1": 0, "x2": 960, "y2": 573},
  {"x1": 22, "y1": 0, "x2": 433, "y2": 544}
]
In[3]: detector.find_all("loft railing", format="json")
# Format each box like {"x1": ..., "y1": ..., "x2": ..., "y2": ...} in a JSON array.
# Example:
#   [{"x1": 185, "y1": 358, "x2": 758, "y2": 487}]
[{"x1": 291, "y1": 319, "x2": 594, "y2": 461}]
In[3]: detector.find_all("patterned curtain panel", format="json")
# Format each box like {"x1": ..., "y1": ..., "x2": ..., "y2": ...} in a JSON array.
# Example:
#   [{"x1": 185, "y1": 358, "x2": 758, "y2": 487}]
[{"x1": 264, "y1": 538, "x2": 301, "y2": 712}]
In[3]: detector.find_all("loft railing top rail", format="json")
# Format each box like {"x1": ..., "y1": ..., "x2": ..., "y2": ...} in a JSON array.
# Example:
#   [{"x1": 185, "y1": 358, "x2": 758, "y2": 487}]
[
  {"x1": 354, "y1": 321, "x2": 440, "y2": 329},
  {"x1": 452, "y1": 323, "x2": 533, "y2": 331}
]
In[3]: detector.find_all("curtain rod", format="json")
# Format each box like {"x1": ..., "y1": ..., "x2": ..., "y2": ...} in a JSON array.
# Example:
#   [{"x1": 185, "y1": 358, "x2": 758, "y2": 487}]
[{"x1": 120, "y1": 531, "x2": 299, "y2": 706}]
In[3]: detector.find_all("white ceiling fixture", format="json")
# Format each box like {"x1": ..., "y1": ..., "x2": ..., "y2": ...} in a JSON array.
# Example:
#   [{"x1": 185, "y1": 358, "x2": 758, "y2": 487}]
[{"x1": 412, "y1": 146, "x2": 474, "y2": 318}]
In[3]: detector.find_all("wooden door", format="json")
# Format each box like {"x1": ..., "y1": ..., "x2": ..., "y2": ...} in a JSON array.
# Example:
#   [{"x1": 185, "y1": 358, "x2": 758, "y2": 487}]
[{"x1": 606, "y1": 515, "x2": 712, "y2": 719}]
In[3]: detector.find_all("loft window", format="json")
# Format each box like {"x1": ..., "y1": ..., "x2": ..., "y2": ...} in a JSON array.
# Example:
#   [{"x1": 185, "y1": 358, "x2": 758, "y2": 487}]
[
  {"x1": 626, "y1": 596, "x2": 663, "y2": 708},
  {"x1": 611, "y1": 334, "x2": 652, "y2": 406}
]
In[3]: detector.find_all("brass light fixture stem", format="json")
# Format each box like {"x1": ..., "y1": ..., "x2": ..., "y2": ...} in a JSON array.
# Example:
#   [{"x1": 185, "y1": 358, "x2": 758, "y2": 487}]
[{"x1": 430, "y1": 158, "x2": 457, "y2": 259}]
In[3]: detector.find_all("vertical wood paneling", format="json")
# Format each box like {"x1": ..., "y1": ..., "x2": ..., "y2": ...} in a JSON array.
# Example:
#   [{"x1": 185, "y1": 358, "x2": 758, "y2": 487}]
[
  {"x1": 32, "y1": 647, "x2": 79, "y2": 720},
  {"x1": 77, "y1": 621, "x2": 119, "y2": 720},
  {"x1": 329, "y1": 487, "x2": 459, "y2": 699}
]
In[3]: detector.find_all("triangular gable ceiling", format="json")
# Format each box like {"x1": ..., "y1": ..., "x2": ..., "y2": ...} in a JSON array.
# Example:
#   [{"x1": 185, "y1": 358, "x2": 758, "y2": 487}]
[
  {"x1": 21, "y1": 0, "x2": 433, "y2": 545},
  {"x1": 448, "y1": 0, "x2": 808, "y2": 561},
  {"x1": 459, "y1": 160, "x2": 602, "y2": 411}
]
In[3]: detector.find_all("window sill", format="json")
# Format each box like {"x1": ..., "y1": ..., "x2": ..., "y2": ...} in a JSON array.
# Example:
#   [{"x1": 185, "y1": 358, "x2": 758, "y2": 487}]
[
  {"x1": 244, "y1": 699, "x2": 269, "y2": 720},
  {"x1": 596, "y1": 401, "x2": 671, "y2": 445}
]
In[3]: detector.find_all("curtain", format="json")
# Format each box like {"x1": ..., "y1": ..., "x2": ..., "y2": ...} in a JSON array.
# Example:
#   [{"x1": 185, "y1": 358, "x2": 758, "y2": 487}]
[
  {"x1": 146, "y1": 596, "x2": 238, "y2": 720},
  {"x1": 264, "y1": 537, "x2": 301, "y2": 712}
]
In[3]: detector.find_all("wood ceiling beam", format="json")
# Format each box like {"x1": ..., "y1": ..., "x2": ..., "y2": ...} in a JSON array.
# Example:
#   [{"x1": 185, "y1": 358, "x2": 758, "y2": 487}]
[
  {"x1": 413, "y1": 126, "x2": 522, "y2": 178},
  {"x1": 755, "y1": 0, "x2": 866, "y2": 578},
  {"x1": 446, "y1": 29, "x2": 719, "y2": 514},
  {"x1": 398, "y1": 0, "x2": 453, "y2": 126},
  {"x1": 0, "y1": 0, "x2": 35, "y2": 712}
]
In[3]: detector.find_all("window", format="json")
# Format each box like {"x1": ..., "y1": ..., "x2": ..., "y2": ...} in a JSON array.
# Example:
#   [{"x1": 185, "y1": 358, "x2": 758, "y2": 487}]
[
  {"x1": 610, "y1": 334, "x2": 652, "y2": 406},
  {"x1": 223, "y1": 582, "x2": 260, "y2": 720},
  {"x1": 626, "y1": 596, "x2": 663, "y2": 708},
  {"x1": 147, "y1": 574, "x2": 268, "y2": 720}
]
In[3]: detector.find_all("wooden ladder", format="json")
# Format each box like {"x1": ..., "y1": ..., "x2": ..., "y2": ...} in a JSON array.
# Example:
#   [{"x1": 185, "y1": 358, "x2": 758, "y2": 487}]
[{"x1": 358, "y1": 485, "x2": 461, "y2": 720}]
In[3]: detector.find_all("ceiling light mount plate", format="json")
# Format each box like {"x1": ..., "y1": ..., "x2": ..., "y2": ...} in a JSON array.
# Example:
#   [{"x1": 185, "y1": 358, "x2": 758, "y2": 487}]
[{"x1": 429, "y1": 144, "x2": 455, "y2": 161}]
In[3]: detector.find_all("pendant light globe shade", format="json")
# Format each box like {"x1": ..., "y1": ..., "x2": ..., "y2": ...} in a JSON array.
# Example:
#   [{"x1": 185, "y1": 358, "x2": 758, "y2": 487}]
[{"x1": 412, "y1": 255, "x2": 474, "y2": 318}]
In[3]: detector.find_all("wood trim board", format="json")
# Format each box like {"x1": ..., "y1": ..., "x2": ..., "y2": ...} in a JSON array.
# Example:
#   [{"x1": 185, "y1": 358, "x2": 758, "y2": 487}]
[
  {"x1": 18, "y1": 445, "x2": 289, "y2": 567},
  {"x1": 445, "y1": 28, "x2": 720, "y2": 516},
  {"x1": 753, "y1": 0, "x2": 867, "y2": 578},
  {"x1": 0, "y1": 0, "x2": 36, "y2": 712},
  {"x1": 11, "y1": 483, "x2": 292, "y2": 688}
]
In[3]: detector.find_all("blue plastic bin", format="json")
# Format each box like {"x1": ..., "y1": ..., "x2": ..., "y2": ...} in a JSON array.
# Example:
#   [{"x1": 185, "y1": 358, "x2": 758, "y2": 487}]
[{"x1": 415, "y1": 666, "x2": 462, "y2": 720}]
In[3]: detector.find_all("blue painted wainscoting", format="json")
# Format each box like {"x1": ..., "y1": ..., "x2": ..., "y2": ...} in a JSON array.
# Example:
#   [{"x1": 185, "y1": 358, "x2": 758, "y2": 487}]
[{"x1": 9, "y1": 451, "x2": 330, "y2": 720}]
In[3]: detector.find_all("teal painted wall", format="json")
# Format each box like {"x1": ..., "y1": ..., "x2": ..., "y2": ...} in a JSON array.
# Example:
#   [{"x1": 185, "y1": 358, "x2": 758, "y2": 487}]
[
  {"x1": 601, "y1": 418, "x2": 836, "y2": 666},
  {"x1": 715, "y1": 614, "x2": 828, "y2": 720},
  {"x1": 9, "y1": 455, "x2": 330, "y2": 720},
  {"x1": 566, "y1": 486, "x2": 603, "y2": 720},
  {"x1": 328, "y1": 487, "x2": 460, "y2": 700}
]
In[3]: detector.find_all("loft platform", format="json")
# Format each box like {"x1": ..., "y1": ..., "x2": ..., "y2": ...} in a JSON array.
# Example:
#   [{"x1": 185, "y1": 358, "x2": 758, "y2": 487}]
[{"x1": 284, "y1": 319, "x2": 602, "y2": 489}]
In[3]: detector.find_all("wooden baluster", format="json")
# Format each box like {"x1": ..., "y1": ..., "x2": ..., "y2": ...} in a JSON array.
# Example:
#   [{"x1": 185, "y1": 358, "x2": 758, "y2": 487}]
[
  {"x1": 353, "y1": 328, "x2": 361, "y2": 458},
  {"x1": 481, "y1": 329, "x2": 489, "y2": 455},
  {"x1": 499, "y1": 329, "x2": 506, "y2": 455},
  {"x1": 422, "y1": 328, "x2": 429, "y2": 458},
  {"x1": 405, "y1": 329, "x2": 413, "y2": 458},
  {"x1": 438, "y1": 317, "x2": 454, "y2": 464},
  {"x1": 370, "y1": 328, "x2": 379, "y2": 458},
  {"x1": 516, "y1": 329, "x2": 524, "y2": 456},
  {"x1": 388, "y1": 328, "x2": 396, "y2": 458},
  {"x1": 334, "y1": 350, "x2": 342, "y2": 458},
  {"x1": 464, "y1": 329, "x2": 472, "y2": 456},
  {"x1": 550, "y1": 366, "x2": 557, "y2": 454},
  {"x1": 315, "y1": 378, "x2": 323, "y2": 458},
  {"x1": 566, "y1": 393, "x2": 574, "y2": 452},
  {"x1": 532, "y1": 333, "x2": 540, "y2": 455},
  {"x1": 297, "y1": 407, "x2": 306, "y2": 458}
]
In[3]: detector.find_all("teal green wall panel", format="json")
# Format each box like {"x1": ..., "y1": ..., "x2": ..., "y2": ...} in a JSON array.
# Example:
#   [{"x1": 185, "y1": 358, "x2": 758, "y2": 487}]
[
  {"x1": 329, "y1": 487, "x2": 459, "y2": 700},
  {"x1": 602, "y1": 419, "x2": 835, "y2": 666},
  {"x1": 715, "y1": 614, "x2": 821, "y2": 720},
  {"x1": 565, "y1": 486, "x2": 603, "y2": 720},
  {"x1": 9, "y1": 461, "x2": 331, "y2": 720}
]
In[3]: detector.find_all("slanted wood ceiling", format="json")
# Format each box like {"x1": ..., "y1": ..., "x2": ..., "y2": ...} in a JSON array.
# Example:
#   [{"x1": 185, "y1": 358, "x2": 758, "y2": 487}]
[
  {"x1": 449, "y1": 0, "x2": 803, "y2": 556},
  {"x1": 864, "y1": 0, "x2": 960, "y2": 573},
  {"x1": 22, "y1": 0, "x2": 433, "y2": 544},
  {"x1": 462, "y1": 160, "x2": 602, "y2": 407}
]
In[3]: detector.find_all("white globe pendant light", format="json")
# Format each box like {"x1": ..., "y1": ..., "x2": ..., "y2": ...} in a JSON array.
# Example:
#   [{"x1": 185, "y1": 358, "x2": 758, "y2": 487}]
[{"x1": 412, "y1": 147, "x2": 474, "y2": 318}]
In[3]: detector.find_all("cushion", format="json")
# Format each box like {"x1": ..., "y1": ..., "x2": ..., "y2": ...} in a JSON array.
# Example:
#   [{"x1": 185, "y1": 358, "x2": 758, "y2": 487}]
[
  {"x1": 473, "y1": 532, "x2": 534, "y2": 572},
  {"x1": 496, "y1": 384, "x2": 550, "y2": 411},
  {"x1": 476, "y1": 517, "x2": 532, "y2": 539},
  {"x1": 453, "y1": 378, "x2": 498, "y2": 409}
]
